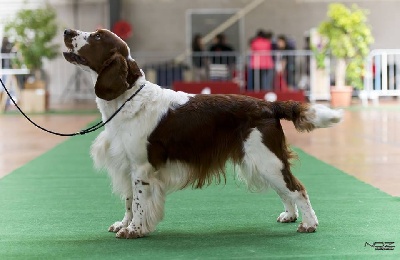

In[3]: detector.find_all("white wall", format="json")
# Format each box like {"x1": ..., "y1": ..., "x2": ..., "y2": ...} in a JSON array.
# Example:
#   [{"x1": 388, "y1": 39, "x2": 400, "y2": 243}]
[{"x1": 122, "y1": 0, "x2": 400, "y2": 52}]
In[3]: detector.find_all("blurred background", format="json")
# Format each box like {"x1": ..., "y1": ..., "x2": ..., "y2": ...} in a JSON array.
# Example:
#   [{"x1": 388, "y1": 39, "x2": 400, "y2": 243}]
[{"x1": 1, "y1": 0, "x2": 399, "y2": 112}]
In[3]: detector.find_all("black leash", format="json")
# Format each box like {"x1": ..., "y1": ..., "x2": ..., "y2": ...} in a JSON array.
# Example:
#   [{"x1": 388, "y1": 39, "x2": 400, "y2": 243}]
[{"x1": 0, "y1": 78, "x2": 145, "y2": 136}]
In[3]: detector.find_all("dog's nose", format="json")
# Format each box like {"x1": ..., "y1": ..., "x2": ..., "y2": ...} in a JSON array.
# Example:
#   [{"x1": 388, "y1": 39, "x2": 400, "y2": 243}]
[
  {"x1": 64, "y1": 29, "x2": 78, "y2": 37},
  {"x1": 64, "y1": 29, "x2": 72, "y2": 36}
]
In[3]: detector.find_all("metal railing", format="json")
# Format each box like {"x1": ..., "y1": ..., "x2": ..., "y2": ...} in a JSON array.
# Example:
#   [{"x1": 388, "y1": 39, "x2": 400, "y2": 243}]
[
  {"x1": 1, "y1": 50, "x2": 332, "y2": 103},
  {"x1": 135, "y1": 50, "x2": 325, "y2": 99},
  {"x1": 8, "y1": 49, "x2": 400, "y2": 105}
]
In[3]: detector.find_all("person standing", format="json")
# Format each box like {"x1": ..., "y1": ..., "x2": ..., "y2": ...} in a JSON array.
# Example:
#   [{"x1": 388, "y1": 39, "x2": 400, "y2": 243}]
[
  {"x1": 208, "y1": 33, "x2": 235, "y2": 80},
  {"x1": 249, "y1": 30, "x2": 274, "y2": 91},
  {"x1": 191, "y1": 34, "x2": 207, "y2": 81},
  {"x1": 275, "y1": 34, "x2": 296, "y2": 91}
]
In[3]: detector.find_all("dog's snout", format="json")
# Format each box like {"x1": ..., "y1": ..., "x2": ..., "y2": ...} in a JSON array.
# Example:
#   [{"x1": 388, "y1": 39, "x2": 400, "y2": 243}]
[
  {"x1": 64, "y1": 29, "x2": 78, "y2": 37},
  {"x1": 63, "y1": 29, "x2": 77, "y2": 51}
]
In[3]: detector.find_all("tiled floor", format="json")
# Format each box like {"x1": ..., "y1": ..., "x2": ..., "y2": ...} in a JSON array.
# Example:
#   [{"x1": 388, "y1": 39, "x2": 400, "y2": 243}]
[
  {"x1": 1, "y1": 101, "x2": 399, "y2": 196},
  {"x1": 0, "y1": 101, "x2": 98, "y2": 178},
  {"x1": 282, "y1": 104, "x2": 400, "y2": 196}
]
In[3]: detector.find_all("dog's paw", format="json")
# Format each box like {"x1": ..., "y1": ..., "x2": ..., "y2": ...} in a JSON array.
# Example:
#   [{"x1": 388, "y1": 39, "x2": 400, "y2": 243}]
[
  {"x1": 297, "y1": 221, "x2": 318, "y2": 233},
  {"x1": 277, "y1": 211, "x2": 298, "y2": 223},
  {"x1": 115, "y1": 227, "x2": 145, "y2": 239},
  {"x1": 108, "y1": 221, "x2": 127, "y2": 233}
]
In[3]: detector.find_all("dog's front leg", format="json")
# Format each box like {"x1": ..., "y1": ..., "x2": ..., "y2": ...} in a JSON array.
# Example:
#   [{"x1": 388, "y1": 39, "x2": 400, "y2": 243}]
[
  {"x1": 108, "y1": 196, "x2": 133, "y2": 233},
  {"x1": 116, "y1": 181, "x2": 148, "y2": 238},
  {"x1": 116, "y1": 163, "x2": 159, "y2": 239}
]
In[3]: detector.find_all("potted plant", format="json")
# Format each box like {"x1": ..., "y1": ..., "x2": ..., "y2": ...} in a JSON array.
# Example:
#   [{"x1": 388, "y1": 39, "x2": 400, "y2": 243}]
[
  {"x1": 316, "y1": 3, "x2": 374, "y2": 107},
  {"x1": 4, "y1": 4, "x2": 59, "y2": 89}
]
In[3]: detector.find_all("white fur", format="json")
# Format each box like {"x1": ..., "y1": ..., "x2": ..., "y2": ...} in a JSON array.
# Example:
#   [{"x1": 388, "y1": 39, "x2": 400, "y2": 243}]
[
  {"x1": 71, "y1": 30, "x2": 90, "y2": 50},
  {"x1": 239, "y1": 129, "x2": 280, "y2": 192},
  {"x1": 69, "y1": 30, "x2": 91, "y2": 71},
  {"x1": 307, "y1": 104, "x2": 343, "y2": 128}
]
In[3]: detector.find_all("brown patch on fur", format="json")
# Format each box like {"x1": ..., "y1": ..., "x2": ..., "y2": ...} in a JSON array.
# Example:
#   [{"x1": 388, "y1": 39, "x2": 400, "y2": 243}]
[
  {"x1": 126, "y1": 58, "x2": 142, "y2": 86},
  {"x1": 147, "y1": 95, "x2": 314, "y2": 190},
  {"x1": 300, "y1": 190, "x2": 308, "y2": 200},
  {"x1": 76, "y1": 30, "x2": 130, "y2": 73},
  {"x1": 95, "y1": 53, "x2": 130, "y2": 101},
  {"x1": 271, "y1": 101, "x2": 315, "y2": 132},
  {"x1": 147, "y1": 94, "x2": 270, "y2": 188},
  {"x1": 281, "y1": 167, "x2": 305, "y2": 192}
]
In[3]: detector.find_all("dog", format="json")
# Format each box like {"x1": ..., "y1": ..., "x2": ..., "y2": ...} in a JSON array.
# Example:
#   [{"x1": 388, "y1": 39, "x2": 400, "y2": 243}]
[{"x1": 63, "y1": 28, "x2": 342, "y2": 239}]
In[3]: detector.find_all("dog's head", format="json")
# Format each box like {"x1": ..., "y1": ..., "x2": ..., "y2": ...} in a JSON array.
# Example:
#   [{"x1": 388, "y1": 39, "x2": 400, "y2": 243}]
[{"x1": 63, "y1": 29, "x2": 142, "y2": 101}]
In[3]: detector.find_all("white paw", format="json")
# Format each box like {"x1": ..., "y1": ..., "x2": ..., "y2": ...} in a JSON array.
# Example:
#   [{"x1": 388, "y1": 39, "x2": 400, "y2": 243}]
[
  {"x1": 277, "y1": 211, "x2": 298, "y2": 223},
  {"x1": 115, "y1": 226, "x2": 146, "y2": 239},
  {"x1": 108, "y1": 221, "x2": 128, "y2": 233},
  {"x1": 297, "y1": 219, "x2": 318, "y2": 233}
]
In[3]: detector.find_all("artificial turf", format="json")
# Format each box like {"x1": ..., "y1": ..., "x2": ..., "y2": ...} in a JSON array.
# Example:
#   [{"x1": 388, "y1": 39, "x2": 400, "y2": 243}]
[{"x1": 0, "y1": 131, "x2": 399, "y2": 259}]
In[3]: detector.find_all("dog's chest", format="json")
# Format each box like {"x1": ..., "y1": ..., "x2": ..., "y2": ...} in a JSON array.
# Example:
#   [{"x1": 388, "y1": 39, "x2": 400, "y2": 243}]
[
  {"x1": 106, "y1": 111, "x2": 154, "y2": 164},
  {"x1": 97, "y1": 86, "x2": 191, "y2": 164}
]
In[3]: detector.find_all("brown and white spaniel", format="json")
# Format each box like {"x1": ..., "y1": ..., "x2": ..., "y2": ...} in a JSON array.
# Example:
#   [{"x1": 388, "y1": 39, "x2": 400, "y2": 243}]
[{"x1": 63, "y1": 29, "x2": 342, "y2": 239}]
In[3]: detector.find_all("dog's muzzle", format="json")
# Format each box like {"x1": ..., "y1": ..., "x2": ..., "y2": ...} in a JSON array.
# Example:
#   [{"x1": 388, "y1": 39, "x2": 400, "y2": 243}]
[
  {"x1": 63, "y1": 29, "x2": 88, "y2": 65},
  {"x1": 62, "y1": 52, "x2": 88, "y2": 65}
]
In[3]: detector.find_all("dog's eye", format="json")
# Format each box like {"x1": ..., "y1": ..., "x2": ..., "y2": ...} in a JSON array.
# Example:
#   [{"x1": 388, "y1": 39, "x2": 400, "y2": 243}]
[{"x1": 94, "y1": 34, "x2": 101, "y2": 40}]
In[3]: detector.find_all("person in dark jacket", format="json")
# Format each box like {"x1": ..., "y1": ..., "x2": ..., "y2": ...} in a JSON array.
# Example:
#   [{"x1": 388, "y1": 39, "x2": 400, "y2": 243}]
[
  {"x1": 209, "y1": 33, "x2": 235, "y2": 65},
  {"x1": 191, "y1": 34, "x2": 207, "y2": 81},
  {"x1": 275, "y1": 34, "x2": 296, "y2": 90},
  {"x1": 208, "y1": 33, "x2": 235, "y2": 80}
]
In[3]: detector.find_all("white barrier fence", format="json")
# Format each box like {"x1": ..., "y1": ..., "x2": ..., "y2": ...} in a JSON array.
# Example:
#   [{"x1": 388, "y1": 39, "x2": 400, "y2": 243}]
[
  {"x1": 0, "y1": 53, "x2": 30, "y2": 112},
  {"x1": 363, "y1": 49, "x2": 400, "y2": 105}
]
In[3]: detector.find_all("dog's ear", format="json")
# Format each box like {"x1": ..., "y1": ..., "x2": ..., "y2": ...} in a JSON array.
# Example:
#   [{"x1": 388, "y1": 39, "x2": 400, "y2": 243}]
[
  {"x1": 95, "y1": 53, "x2": 129, "y2": 101},
  {"x1": 126, "y1": 57, "x2": 142, "y2": 86}
]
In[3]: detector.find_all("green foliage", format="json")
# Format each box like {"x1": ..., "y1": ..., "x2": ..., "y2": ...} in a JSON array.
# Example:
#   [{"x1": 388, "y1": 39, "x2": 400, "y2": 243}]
[
  {"x1": 317, "y1": 3, "x2": 374, "y2": 89},
  {"x1": 311, "y1": 45, "x2": 327, "y2": 69},
  {"x1": 4, "y1": 5, "x2": 59, "y2": 70}
]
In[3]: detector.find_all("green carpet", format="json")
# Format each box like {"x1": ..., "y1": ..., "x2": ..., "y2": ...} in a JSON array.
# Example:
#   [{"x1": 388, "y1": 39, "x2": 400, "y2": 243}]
[{"x1": 0, "y1": 132, "x2": 399, "y2": 259}]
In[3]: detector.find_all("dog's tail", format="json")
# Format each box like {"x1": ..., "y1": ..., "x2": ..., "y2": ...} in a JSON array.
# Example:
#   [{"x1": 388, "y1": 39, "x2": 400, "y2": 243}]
[{"x1": 271, "y1": 101, "x2": 343, "y2": 132}]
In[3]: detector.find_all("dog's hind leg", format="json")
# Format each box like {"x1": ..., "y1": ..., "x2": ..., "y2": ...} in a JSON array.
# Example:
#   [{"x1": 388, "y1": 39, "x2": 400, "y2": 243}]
[
  {"x1": 262, "y1": 151, "x2": 318, "y2": 232},
  {"x1": 242, "y1": 128, "x2": 318, "y2": 232},
  {"x1": 276, "y1": 191, "x2": 298, "y2": 223},
  {"x1": 268, "y1": 168, "x2": 318, "y2": 232}
]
